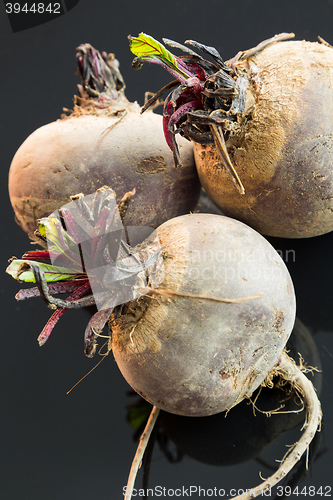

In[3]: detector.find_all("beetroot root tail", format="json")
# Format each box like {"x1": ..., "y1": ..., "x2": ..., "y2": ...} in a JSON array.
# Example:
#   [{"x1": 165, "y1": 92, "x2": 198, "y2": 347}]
[
  {"x1": 123, "y1": 405, "x2": 160, "y2": 500},
  {"x1": 231, "y1": 351, "x2": 322, "y2": 499}
]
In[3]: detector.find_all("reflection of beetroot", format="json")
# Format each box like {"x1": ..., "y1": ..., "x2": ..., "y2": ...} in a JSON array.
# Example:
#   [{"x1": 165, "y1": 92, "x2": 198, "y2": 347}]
[
  {"x1": 159, "y1": 318, "x2": 322, "y2": 467},
  {"x1": 8, "y1": 44, "x2": 200, "y2": 243}
]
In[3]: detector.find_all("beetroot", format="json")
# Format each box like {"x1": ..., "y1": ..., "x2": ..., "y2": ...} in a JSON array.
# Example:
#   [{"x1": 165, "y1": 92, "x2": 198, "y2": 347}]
[
  {"x1": 129, "y1": 32, "x2": 333, "y2": 238},
  {"x1": 6, "y1": 191, "x2": 322, "y2": 498},
  {"x1": 8, "y1": 43, "x2": 200, "y2": 243},
  {"x1": 112, "y1": 213, "x2": 297, "y2": 417},
  {"x1": 112, "y1": 213, "x2": 321, "y2": 500}
]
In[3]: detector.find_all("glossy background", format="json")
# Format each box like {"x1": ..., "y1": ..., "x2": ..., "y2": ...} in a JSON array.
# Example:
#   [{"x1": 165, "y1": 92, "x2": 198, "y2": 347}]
[{"x1": 1, "y1": 1, "x2": 333, "y2": 498}]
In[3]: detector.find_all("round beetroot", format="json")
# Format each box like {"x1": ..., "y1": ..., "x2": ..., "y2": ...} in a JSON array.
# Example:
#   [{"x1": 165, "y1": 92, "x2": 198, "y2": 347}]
[
  {"x1": 115, "y1": 213, "x2": 321, "y2": 500},
  {"x1": 129, "y1": 33, "x2": 333, "y2": 238},
  {"x1": 112, "y1": 213, "x2": 296, "y2": 417},
  {"x1": 8, "y1": 44, "x2": 200, "y2": 242},
  {"x1": 193, "y1": 38, "x2": 333, "y2": 238},
  {"x1": 6, "y1": 205, "x2": 322, "y2": 499}
]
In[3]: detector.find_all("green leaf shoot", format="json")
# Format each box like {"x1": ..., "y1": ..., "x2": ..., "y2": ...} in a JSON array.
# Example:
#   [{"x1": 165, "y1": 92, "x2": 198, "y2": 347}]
[
  {"x1": 129, "y1": 32, "x2": 193, "y2": 80},
  {"x1": 6, "y1": 259, "x2": 83, "y2": 283}
]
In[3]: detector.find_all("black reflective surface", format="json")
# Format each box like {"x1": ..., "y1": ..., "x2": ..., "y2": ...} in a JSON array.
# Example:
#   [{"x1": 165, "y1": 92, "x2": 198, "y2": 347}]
[{"x1": 1, "y1": 2, "x2": 333, "y2": 499}]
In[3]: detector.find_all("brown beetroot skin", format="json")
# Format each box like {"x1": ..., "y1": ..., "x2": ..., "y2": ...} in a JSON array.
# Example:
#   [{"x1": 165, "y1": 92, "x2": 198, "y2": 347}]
[
  {"x1": 9, "y1": 107, "x2": 200, "y2": 241},
  {"x1": 111, "y1": 213, "x2": 296, "y2": 417},
  {"x1": 194, "y1": 40, "x2": 333, "y2": 238}
]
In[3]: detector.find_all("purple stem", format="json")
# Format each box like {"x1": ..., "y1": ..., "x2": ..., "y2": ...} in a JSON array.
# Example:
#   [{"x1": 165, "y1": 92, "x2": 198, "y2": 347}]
[
  {"x1": 49, "y1": 218, "x2": 83, "y2": 269},
  {"x1": 37, "y1": 281, "x2": 92, "y2": 346},
  {"x1": 169, "y1": 99, "x2": 202, "y2": 129},
  {"x1": 60, "y1": 207, "x2": 83, "y2": 245},
  {"x1": 37, "y1": 309, "x2": 67, "y2": 346},
  {"x1": 22, "y1": 251, "x2": 51, "y2": 262},
  {"x1": 22, "y1": 246, "x2": 84, "y2": 272},
  {"x1": 135, "y1": 56, "x2": 196, "y2": 86},
  {"x1": 84, "y1": 307, "x2": 114, "y2": 358},
  {"x1": 163, "y1": 100, "x2": 202, "y2": 163},
  {"x1": 186, "y1": 63, "x2": 208, "y2": 81},
  {"x1": 15, "y1": 279, "x2": 90, "y2": 301},
  {"x1": 163, "y1": 116, "x2": 174, "y2": 152}
]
